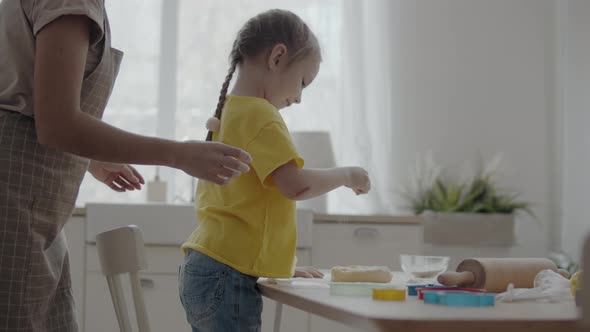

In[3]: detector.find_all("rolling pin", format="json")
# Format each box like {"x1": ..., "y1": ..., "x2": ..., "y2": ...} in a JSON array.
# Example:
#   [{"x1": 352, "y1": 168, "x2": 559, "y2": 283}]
[{"x1": 437, "y1": 258, "x2": 568, "y2": 293}]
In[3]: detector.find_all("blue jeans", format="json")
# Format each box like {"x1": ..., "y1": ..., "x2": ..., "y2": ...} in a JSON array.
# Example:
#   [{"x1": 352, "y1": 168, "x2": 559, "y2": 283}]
[{"x1": 178, "y1": 249, "x2": 262, "y2": 332}]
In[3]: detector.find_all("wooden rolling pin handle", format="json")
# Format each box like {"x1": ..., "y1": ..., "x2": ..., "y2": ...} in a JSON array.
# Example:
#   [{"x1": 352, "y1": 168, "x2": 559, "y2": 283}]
[{"x1": 437, "y1": 271, "x2": 475, "y2": 287}]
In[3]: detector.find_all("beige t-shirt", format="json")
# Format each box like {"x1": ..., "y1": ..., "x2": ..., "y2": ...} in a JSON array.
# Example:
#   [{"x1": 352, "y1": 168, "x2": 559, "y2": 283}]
[{"x1": 0, "y1": 0, "x2": 107, "y2": 117}]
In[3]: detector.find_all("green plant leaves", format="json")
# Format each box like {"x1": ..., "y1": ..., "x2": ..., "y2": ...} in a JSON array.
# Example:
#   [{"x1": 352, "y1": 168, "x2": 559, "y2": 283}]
[{"x1": 402, "y1": 158, "x2": 532, "y2": 216}]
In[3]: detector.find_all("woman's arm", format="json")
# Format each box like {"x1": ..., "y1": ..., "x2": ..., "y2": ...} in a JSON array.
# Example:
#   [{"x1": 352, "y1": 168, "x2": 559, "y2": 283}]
[
  {"x1": 33, "y1": 15, "x2": 250, "y2": 184},
  {"x1": 271, "y1": 160, "x2": 371, "y2": 200}
]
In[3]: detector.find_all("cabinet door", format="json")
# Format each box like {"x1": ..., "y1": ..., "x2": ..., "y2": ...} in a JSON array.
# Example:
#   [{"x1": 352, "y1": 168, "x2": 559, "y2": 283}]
[
  {"x1": 261, "y1": 248, "x2": 312, "y2": 332},
  {"x1": 64, "y1": 216, "x2": 86, "y2": 327},
  {"x1": 310, "y1": 316, "x2": 363, "y2": 332},
  {"x1": 311, "y1": 223, "x2": 422, "y2": 271},
  {"x1": 85, "y1": 271, "x2": 189, "y2": 332}
]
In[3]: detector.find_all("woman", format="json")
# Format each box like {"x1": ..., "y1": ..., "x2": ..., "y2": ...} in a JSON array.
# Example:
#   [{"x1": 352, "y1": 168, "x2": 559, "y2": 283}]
[{"x1": 0, "y1": 0, "x2": 251, "y2": 330}]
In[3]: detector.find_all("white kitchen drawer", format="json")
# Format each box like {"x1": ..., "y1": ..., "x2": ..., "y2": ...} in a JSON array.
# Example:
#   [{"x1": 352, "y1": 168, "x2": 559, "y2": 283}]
[
  {"x1": 84, "y1": 271, "x2": 188, "y2": 332},
  {"x1": 87, "y1": 244, "x2": 311, "y2": 275},
  {"x1": 80, "y1": 246, "x2": 311, "y2": 275},
  {"x1": 312, "y1": 223, "x2": 422, "y2": 271},
  {"x1": 86, "y1": 244, "x2": 183, "y2": 274},
  {"x1": 86, "y1": 203, "x2": 196, "y2": 245},
  {"x1": 86, "y1": 203, "x2": 314, "y2": 249}
]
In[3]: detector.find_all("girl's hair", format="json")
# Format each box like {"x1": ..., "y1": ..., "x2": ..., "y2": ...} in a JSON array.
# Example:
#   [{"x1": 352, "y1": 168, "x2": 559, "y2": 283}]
[{"x1": 206, "y1": 9, "x2": 320, "y2": 141}]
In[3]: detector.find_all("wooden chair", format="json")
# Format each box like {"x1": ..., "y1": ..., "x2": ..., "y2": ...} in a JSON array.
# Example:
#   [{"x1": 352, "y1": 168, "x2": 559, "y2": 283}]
[{"x1": 96, "y1": 225, "x2": 150, "y2": 332}]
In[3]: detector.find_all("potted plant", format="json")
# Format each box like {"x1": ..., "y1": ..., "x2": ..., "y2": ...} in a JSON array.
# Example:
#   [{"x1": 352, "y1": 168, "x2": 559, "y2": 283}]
[{"x1": 401, "y1": 153, "x2": 532, "y2": 248}]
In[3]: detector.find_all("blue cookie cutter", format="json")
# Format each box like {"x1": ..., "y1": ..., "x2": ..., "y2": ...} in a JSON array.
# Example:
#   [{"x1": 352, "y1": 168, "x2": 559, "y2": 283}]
[
  {"x1": 423, "y1": 291, "x2": 495, "y2": 307},
  {"x1": 407, "y1": 284, "x2": 436, "y2": 296},
  {"x1": 407, "y1": 284, "x2": 461, "y2": 296}
]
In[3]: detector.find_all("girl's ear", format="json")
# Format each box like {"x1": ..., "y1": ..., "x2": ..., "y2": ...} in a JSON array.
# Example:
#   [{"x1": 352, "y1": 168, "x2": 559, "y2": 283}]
[{"x1": 268, "y1": 44, "x2": 288, "y2": 71}]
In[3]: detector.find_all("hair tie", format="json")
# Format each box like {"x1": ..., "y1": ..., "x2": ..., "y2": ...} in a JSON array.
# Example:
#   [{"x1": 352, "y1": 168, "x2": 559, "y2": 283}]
[{"x1": 206, "y1": 117, "x2": 221, "y2": 133}]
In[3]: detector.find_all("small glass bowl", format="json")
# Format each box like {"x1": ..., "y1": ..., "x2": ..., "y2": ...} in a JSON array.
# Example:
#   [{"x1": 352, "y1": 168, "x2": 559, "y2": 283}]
[{"x1": 400, "y1": 255, "x2": 450, "y2": 278}]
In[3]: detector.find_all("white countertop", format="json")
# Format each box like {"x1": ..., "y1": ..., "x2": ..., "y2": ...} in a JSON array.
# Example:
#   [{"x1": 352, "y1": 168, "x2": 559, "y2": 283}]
[
  {"x1": 78, "y1": 203, "x2": 421, "y2": 246},
  {"x1": 73, "y1": 203, "x2": 421, "y2": 225}
]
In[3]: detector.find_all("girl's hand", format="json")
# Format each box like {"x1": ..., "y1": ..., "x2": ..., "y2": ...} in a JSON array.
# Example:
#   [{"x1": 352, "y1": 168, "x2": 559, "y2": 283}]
[
  {"x1": 88, "y1": 161, "x2": 145, "y2": 192},
  {"x1": 344, "y1": 167, "x2": 371, "y2": 195},
  {"x1": 294, "y1": 266, "x2": 324, "y2": 278},
  {"x1": 174, "y1": 140, "x2": 252, "y2": 185}
]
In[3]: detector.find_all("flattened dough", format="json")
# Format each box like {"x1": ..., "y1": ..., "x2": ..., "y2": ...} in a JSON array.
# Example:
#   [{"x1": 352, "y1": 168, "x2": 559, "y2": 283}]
[{"x1": 330, "y1": 265, "x2": 392, "y2": 283}]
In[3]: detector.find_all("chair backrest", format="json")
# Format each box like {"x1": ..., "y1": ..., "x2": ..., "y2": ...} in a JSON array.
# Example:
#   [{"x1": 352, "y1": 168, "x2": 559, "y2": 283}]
[{"x1": 96, "y1": 225, "x2": 151, "y2": 332}]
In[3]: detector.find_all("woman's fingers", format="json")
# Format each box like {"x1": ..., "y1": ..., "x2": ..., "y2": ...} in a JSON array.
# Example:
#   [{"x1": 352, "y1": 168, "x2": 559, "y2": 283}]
[
  {"x1": 209, "y1": 150, "x2": 252, "y2": 185},
  {"x1": 221, "y1": 155, "x2": 250, "y2": 173},
  {"x1": 101, "y1": 171, "x2": 137, "y2": 192},
  {"x1": 119, "y1": 170, "x2": 142, "y2": 189},
  {"x1": 129, "y1": 165, "x2": 145, "y2": 184},
  {"x1": 108, "y1": 183, "x2": 125, "y2": 192},
  {"x1": 179, "y1": 141, "x2": 252, "y2": 185},
  {"x1": 106, "y1": 175, "x2": 125, "y2": 192},
  {"x1": 217, "y1": 165, "x2": 241, "y2": 179},
  {"x1": 211, "y1": 174, "x2": 230, "y2": 186},
  {"x1": 118, "y1": 165, "x2": 141, "y2": 187},
  {"x1": 115, "y1": 176, "x2": 136, "y2": 191},
  {"x1": 219, "y1": 143, "x2": 252, "y2": 164}
]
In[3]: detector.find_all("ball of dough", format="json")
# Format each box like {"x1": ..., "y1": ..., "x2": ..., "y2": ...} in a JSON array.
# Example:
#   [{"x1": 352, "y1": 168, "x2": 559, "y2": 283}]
[{"x1": 331, "y1": 265, "x2": 392, "y2": 283}]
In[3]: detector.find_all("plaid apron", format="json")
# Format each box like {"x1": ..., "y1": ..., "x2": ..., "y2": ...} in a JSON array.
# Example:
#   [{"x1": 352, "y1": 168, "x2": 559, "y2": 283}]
[{"x1": 0, "y1": 14, "x2": 122, "y2": 332}]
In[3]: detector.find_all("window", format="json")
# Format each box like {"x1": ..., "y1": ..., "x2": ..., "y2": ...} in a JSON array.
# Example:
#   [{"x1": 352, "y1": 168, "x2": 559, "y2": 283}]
[
  {"x1": 76, "y1": 0, "x2": 161, "y2": 204},
  {"x1": 76, "y1": 0, "x2": 347, "y2": 205}
]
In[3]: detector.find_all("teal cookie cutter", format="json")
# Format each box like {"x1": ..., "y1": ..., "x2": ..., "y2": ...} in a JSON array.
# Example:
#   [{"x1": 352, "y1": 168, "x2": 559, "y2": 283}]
[{"x1": 423, "y1": 290, "x2": 495, "y2": 307}]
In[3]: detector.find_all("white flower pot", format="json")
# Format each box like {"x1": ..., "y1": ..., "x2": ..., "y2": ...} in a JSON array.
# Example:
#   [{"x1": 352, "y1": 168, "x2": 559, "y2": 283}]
[
  {"x1": 422, "y1": 211, "x2": 515, "y2": 246},
  {"x1": 420, "y1": 211, "x2": 516, "y2": 269}
]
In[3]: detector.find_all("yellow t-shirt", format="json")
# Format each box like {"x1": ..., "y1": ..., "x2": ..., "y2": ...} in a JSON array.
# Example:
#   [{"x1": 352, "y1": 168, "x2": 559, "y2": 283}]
[{"x1": 181, "y1": 95, "x2": 303, "y2": 278}]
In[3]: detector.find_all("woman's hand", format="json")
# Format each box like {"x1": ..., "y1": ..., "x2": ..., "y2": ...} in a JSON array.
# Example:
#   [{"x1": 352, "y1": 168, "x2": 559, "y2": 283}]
[
  {"x1": 88, "y1": 161, "x2": 145, "y2": 192},
  {"x1": 174, "y1": 140, "x2": 252, "y2": 185},
  {"x1": 293, "y1": 266, "x2": 324, "y2": 278}
]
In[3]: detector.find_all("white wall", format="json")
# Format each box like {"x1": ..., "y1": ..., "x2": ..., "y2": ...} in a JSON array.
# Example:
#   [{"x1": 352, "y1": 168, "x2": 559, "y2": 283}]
[
  {"x1": 394, "y1": 0, "x2": 557, "y2": 257},
  {"x1": 560, "y1": 0, "x2": 590, "y2": 262}
]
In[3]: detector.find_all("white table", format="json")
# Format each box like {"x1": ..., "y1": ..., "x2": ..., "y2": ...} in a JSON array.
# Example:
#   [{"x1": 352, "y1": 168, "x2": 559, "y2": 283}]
[{"x1": 258, "y1": 278, "x2": 582, "y2": 332}]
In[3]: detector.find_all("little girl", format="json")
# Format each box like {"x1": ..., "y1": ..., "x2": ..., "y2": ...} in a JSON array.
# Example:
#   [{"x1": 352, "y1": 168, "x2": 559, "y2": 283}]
[{"x1": 178, "y1": 9, "x2": 371, "y2": 331}]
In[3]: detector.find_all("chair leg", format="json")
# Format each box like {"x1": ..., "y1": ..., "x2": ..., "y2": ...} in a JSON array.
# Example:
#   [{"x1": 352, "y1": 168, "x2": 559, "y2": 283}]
[
  {"x1": 107, "y1": 275, "x2": 132, "y2": 332},
  {"x1": 130, "y1": 272, "x2": 151, "y2": 332},
  {"x1": 273, "y1": 302, "x2": 283, "y2": 332}
]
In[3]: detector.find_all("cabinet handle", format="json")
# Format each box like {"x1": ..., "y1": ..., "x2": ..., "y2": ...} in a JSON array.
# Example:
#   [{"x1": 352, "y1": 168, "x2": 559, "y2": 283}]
[
  {"x1": 353, "y1": 227, "x2": 379, "y2": 240},
  {"x1": 140, "y1": 278, "x2": 155, "y2": 289}
]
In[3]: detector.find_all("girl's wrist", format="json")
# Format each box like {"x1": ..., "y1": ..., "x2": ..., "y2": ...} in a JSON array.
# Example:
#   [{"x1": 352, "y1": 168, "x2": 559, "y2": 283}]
[{"x1": 338, "y1": 167, "x2": 352, "y2": 187}]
